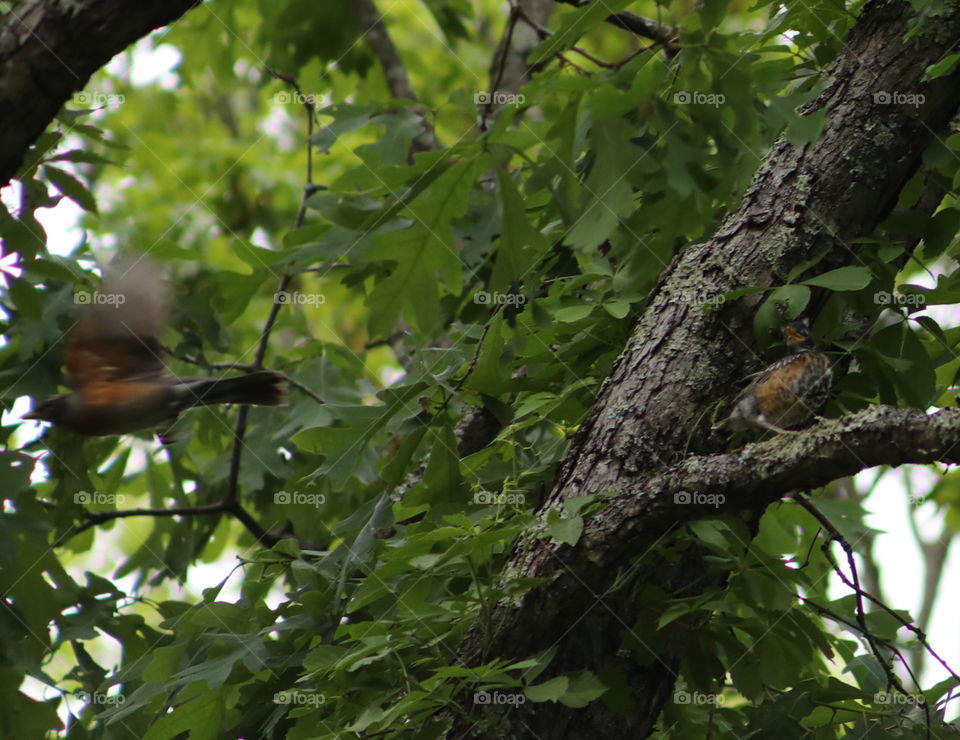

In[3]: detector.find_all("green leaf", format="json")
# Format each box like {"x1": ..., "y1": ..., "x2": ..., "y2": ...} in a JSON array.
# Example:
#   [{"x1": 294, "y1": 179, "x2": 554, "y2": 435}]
[
  {"x1": 786, "y1": 248, "x2": 830, "y2": 283},
  {"x1": 310, "y1": 102, "x2": 382, "y2": 154},
  {"x1": 489, "y1": 168, "x2": 550, "y2": 292},
  {"x1": 415, "y1": 422, "x2": 464, "y2": 504},
  {"x1": 553, "y1": 304, "x2": 594, "y2": 323},
  {"x1": 785, "y1": 108, "x2": 827, "y2": 145},
  {"x1": 142, "y1": 683, "x2": 225, "y2": 740},
  {"x1": 358, "y1": 109, "x2": 426, "y2": 167},
  {"x1": 559, "y1": 671, "x2": 608, "y2": 708},
  {"x1": 767, "y1": 284, "x2": 810, "y2": 319},
  {"x1": 896, "y1": 326, "x2": 937, "y2": 408},
  {"x1": 924, "y1": 52, "x2": 960, "y2": 81},
  {"x1": 602, "y1": 299, "x2": 630, "y2": 318},
  {"x1": 143, "y1": 643, "x2": 188, "y2": 683},
  {"x1": 546, "y1": 508, "x2": 583, "y2": 546},
  {"x1": 42, "y1": 165, "x2": 97, "y2": 212},
  {"x1": 688, "y1": 520, "x2": 735, "y2": 554},
  {"x1": 527, "y1": 0, "x2": 634, "y2": 64},
  {"x1": 464, "y1": 316, "x2": 508, "y2": 395},
  {"x1": 380, "y1": 425, "x2": 429, "y2": 486},
  {"x1": 525, "y1": 676, "x2": 569, "y2": 703},
  {"x1": 294, "y1": 405, "x2": 392, "y2": 486},
  {"x1": 923, "y1": 208, "x2": 960, "y2": 259},
  {"x1": 566, "y1": 120, "x2": 635, "y2": 250},
  {"x1": 366, "y1": 155, "x2": 491, "y2": 336},
  {"x1": 801, "y1": 266, "x2": 872, "y2": 291}
]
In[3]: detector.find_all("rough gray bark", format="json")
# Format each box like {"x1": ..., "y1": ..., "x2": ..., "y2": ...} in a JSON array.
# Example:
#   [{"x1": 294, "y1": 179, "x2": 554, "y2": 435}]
[
  {"x1": 0, "y1": 0, "x2": 201, "y2": 186},
  {"x1": 450, "y1": 1, "x2": 960, "y2": 737}
]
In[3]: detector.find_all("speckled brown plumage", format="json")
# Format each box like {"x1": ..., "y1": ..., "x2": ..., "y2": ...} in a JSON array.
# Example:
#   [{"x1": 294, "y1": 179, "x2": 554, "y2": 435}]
[{"x1": 717, "y1": 321, "x2": 832, "y2": 434}]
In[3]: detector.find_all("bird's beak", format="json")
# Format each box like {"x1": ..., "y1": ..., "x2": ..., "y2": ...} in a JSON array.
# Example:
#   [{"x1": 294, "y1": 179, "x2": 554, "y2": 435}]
[
  {"x1": 785, "y1": 327, "x2": 806, "y2": 344},
  {"x1": 22, "y1": 410, "x2": 43, "y2": 421}
]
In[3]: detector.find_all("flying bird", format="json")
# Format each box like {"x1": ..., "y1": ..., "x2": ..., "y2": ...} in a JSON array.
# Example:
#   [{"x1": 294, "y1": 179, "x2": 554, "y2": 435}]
[{"x1": 25, "y1": 258, "x2": 285, "y2": 436}]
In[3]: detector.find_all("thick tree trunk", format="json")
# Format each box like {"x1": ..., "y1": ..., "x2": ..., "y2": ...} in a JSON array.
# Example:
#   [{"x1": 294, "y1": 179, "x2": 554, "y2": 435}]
[{"x1": 451, "y1": 1, "x2": 960, "y2": 736}]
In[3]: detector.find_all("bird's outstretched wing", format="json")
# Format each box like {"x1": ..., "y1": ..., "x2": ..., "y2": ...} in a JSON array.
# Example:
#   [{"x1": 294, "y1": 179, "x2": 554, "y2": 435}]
[{"x1": 65, "y1": 258, "x2": 169, "y2": 390}]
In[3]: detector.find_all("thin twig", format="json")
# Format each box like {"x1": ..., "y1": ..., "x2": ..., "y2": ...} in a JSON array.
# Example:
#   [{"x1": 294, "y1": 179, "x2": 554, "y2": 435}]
[
  {"x1": 554, "y1": 0, "x2": 678, "y2": 54},
  {"x1": 59, "y1": 502, "x2": 327, "y2": 550},
  {"x1": 482, "y1": 5, "x2": 520, "y2": 130},
  {"x1": 225, "y1": 70, "x2": 313, "y2": 511},
  {"x1": 792, "y1": 493, "x2": 952, "y2": 735}
]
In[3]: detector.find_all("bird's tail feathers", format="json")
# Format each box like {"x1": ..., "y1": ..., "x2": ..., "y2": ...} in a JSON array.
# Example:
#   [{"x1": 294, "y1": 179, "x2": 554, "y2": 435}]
[{"x1": 180, "y1": 370, "x2": 287, "y2": 408}]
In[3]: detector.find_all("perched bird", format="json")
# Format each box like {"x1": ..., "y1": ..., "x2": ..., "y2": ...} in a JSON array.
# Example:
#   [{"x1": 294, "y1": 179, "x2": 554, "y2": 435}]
[
  {"x1": 24, "y1": 258, "x2": 285, "y2": 437},
  {"x1": 714, "y1": 320, "x2": 832, "y2": 435}
]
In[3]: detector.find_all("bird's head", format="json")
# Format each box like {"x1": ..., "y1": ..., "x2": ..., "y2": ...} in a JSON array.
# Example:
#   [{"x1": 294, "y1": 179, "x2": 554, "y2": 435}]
[
  {"x1": 23, "y1": 395, "x2": 72, "y2": 425},
  {"x1": 784, "y1": 318, "x2": 814, "y2": 352}
]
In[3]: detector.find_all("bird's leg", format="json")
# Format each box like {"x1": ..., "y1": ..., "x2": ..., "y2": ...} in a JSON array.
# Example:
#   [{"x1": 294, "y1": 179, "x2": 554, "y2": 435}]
[{"x1": 753, "y1": 416, "x2": 791, "y2": 435}]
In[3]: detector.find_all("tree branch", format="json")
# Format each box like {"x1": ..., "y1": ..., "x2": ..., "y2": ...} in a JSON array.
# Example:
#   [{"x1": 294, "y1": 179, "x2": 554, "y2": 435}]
[
  {"x1": 568, "y1": 407, "x2": 960, "y2": 557},
  {"x1": 636, "y1": 407, "x2": 960, "y2": 515},
  {"x1": 554, "y1": 0, "x2": 677, "y2": 51},
  {"x1": 351, "y1": 0, "x2": 438, "y2": 153},
  {"x1": 61, "y1": 499, "x2": 328, "y2": 551}
]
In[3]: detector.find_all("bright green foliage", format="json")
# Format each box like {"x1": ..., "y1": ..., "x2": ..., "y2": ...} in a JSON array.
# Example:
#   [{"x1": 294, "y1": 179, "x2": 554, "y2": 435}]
[{"x1": 1, "y1": 0, "x2": 959, "y2": 738}]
